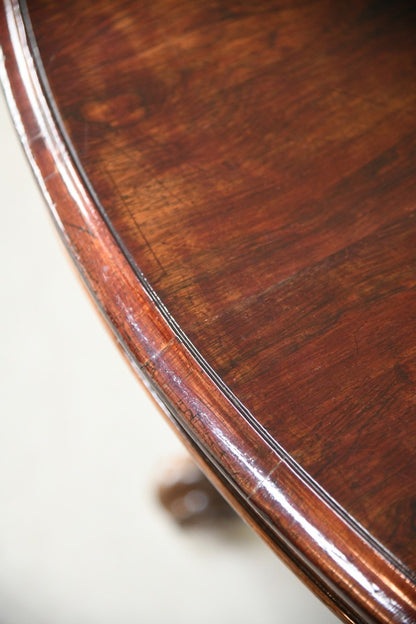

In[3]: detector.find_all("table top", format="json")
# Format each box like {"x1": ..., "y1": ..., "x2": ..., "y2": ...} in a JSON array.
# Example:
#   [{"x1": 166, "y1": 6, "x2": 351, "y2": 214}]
[{"x1": 1, "y1": 1, "x2": 416, "y2": 622}]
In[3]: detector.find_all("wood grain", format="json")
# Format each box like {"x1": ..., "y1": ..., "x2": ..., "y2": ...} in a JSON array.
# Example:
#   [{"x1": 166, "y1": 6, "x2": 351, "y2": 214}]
[{"x1": 2, "y1": 0, "x2": 416, "y2": 622}]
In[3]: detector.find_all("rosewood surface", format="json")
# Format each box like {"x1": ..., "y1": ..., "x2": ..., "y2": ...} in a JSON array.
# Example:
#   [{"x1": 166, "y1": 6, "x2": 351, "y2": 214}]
[{"x1": 1, "y1": 0, "x2": 416, "y2": 622}]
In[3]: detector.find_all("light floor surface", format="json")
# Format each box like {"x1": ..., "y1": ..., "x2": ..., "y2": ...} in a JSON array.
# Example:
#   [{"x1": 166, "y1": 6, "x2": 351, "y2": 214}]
[{"x1": 0, "y1": 87, "x2": 339, "y2": 624}]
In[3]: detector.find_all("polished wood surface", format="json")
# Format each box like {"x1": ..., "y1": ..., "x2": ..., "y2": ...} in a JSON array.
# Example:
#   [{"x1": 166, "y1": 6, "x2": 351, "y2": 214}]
[{"x1": 1, "y1": 0, "x2": 416, "y2": 622}]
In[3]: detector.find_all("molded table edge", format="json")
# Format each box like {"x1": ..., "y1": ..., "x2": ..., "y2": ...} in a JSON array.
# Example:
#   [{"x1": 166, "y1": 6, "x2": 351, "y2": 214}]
[{"x1": 1, "y1": 1, "x2": 416, "y2": 622}]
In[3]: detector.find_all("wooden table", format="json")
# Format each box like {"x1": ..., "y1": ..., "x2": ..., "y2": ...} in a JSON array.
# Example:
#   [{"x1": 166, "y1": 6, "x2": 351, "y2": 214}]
[{"x1": 1, "y1": 1, "x2": 415, "y2": 622}]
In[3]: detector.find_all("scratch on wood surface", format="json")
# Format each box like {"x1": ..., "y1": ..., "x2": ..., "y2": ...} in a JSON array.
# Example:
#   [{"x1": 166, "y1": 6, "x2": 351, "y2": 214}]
[
  {"x1": 247, "y1": 459, "x2": 282, "y2": 501},
  {"x1": 104, "y1": 165, "x2": 167, "y2": 280},
  {"x1": 43, "y1": 170, "x2": 57, "y2": 182},
  {"x1": 141, "y1": 336, "x2": 176, "y2": 371},
  {"x1": 62, "y1": 219, "x2": 95, "y2": 238},
  {"x1": 28, "y1": 130, "x2": 43, "y2": 144}
]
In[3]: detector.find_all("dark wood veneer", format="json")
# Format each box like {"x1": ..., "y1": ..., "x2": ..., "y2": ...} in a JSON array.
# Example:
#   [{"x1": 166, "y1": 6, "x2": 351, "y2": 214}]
[{"x1": 1, "y1": 0, "x2": 416, "y2": 622}]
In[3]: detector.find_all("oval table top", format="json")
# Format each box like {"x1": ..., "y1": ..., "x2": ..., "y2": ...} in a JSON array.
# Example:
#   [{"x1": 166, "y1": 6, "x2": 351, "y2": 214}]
[{"x1": 1, "y1": 1, "x2": 416, "y2": 622}]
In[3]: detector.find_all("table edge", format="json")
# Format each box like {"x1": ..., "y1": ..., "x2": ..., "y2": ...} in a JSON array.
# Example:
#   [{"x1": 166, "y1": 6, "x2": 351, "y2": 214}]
[{"x1": 1, "y1": 1, "x2": 416, "y2": 622}]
